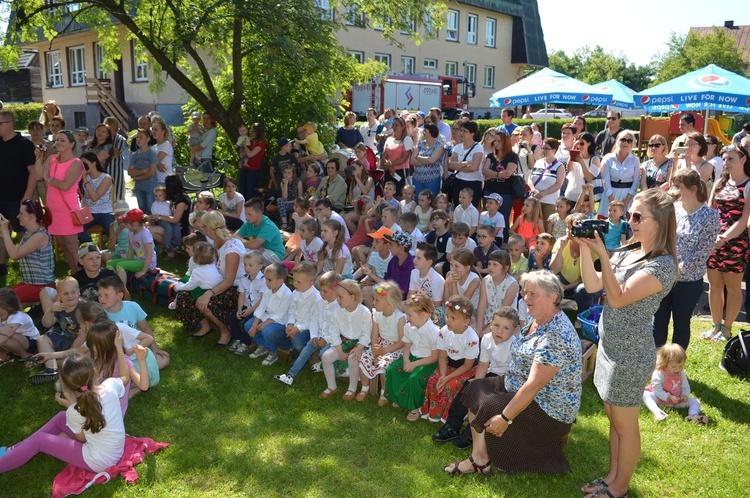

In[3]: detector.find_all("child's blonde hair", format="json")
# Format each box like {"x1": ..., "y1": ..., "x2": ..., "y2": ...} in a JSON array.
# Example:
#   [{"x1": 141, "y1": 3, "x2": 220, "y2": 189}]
[
  {"x1": 303, "y1": 122, "x2": 317, "y2": 133},
  {"x1": 434, "y1": 192, "x2": 451, "y2": 209},
  {"x1": 244, "y1": 250, "x2": 265, "y2": 265},
  {"x1": 655, "y1": 343, "x2": 687, "y2": 371},
  {"x1": 610, "y1": 200, "x2": 625, "y2": 211},
  {"x1": 338, "y1": 279, "x2": 362, "y2": 304},
  {"x1": 317, "y1": 271, "x2": 342, "y2": 289},
  {"x1": 524, "y1": 196, "x2": 542, "y2": 222},
  {"x1": 57, "y1": 276, "x2": 79, "y2": 291},
  {"x1": 445, "y1": 294, "x2": 473, "y2": 320},
  {"x1": 318, "y1": 219, "x2": 345, "y2": 266},
  {"x1": 507, "y1": 234, "x2": 525, "y2": 248},
  {"x1": 154, "y1": 185, "x2": 166, "y2": 195},
  {"x1": 373, "y1": 280, "x2": 403, "y2": 312},
  {"x1": 198, "y1": 191, "x2": 215, "y2": 209},
  {"x1": 293, "y1": 260, "x2": 318, "y2": 280},
  {"x1": 405, "y1": 292, "x2": 435, "y2": 315},
  {"x1": 450, "y1": 248, "x2": 475, "y2": 269},
  {"x1": 459, "y1": 187, "x2": 474, "y2": 198},
  {"x1": 402, "y1": 184, "x2": 416, "y2": 195}
]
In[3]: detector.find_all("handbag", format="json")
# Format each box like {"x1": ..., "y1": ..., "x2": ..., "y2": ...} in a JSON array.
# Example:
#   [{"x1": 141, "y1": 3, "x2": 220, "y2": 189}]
[
  {"x1": 510, "y1": 157, "x2": 528, "y2": 199},
  {"x1": 52, "y1": 157, "x2": 94, "y2": 226},
  {"x1": 442, "y1": 143, "x2": 478, "y2": 195}
]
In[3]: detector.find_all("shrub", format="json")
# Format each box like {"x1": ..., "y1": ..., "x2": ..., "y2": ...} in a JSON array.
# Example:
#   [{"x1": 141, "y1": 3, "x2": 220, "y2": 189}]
[
  {"x1": 464, "y1": 118, "x2": 644, "y2": 139},
  {"x1": 4, "y1": 103, "x2": 44, "y2": 128}
]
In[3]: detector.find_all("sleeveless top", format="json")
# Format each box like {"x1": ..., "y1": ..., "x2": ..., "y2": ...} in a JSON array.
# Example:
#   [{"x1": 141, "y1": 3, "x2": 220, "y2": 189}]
[
  {"x1": 482, "y1": 274, "x2": 518, "y2": 325},
  {"x1": 83, "y1": 173, "x2": 113, "y2": 214},
  {"x1": 457, "y1": 272, "x2": 480, "y2": 312},
  {"x1": 20, "y1": 227, "x2": 54, "y2": 284}
]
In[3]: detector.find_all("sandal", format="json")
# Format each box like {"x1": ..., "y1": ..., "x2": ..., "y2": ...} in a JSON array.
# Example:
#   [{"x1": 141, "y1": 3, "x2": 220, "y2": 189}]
[
  {"x1": 700, "y1": 324, "x2": 723, "y2": 340},
  {"x1": 342, "y1": 390, "x2": 356, "y2": 401},
  {"x1": 589, "y1": 488, "x2": 628, "y2": 498},
  {"x1": 378, "y1": 395, "x2": 388, "y2": 407},
  {"x1": 406, "y1": 409, "x2": 421, "y2": 422},
  {"x1": 711, "y1": 325, "x2": 732, "y2": 342},
  {"x1": 444, "y1": 455, "x2": 493, "y2": 477},
  {"x1": 319, "y1": 387, "x2": 338, "y2": 399},
  {"x1": 581, "y1": 477, "x2": 608, "y2": 494},
  {"x1": 355, "y1": 387, "x2": 370, "y2": 402}
]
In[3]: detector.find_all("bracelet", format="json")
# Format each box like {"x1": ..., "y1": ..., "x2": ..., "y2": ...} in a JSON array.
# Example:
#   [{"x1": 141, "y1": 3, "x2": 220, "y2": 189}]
[{"x1": 500, "y1": 412, "x2": 513, "y2": 425}]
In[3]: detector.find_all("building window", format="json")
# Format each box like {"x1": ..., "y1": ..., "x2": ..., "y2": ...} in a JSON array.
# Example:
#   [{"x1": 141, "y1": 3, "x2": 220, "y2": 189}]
[
  {"x1": 401, "y1": 56, "x2": 415, "y2": 75},
  {"x1": 345, "y1": 4, "x2": 365, "y2": 27},
  {"x1": 374, "y1": 53, "x2": 391, "y2": 69},
  {"x1": 465, "y1": 63, "x2": 476, "y2": 86},
  {"x1": 46, "y1": 51, "x2": 63, "y2": 88},
  {"x1": 349, "y1": 51, "x2": 364, "y2": 64},
  {"x1": 93, "y1": 42, "x2": 108, "y2": 79},
  {"x1": 423, "y1": 58, "x2": 437, "y2": 70},
  {"x1": 466, "y1": 14, "x2": 477, "y2": 45},
  {"x1": 314, "y1": 0, "x2": 333, "y2": 20},
  {"x1": 132, "y1": 42, "x2": 148, "y2": 82},
  {"x1": 446, "y1": 9, "x2": 459, "y2": 42},
  {"x1": 400, "y1": 17, "x2": 417, "y2": 35},
  {"x1": 484, "y1": 66, "x2": 495, "y2": 88},
  {"x1": 73, "y1": 112, "x2": 87, "y2": 129},
  {"x1": 68, "y1": 46, "x2": 86, "y2": 86},
  {"x1": 424, "y1": 12, "x2": 437, "y2": 37},
  {"x1": 445, "y1": 61, "x2": 458, "y2": 76},
  {"x1": 485, "y1": 18, "x2": 496, "y2": 47}
]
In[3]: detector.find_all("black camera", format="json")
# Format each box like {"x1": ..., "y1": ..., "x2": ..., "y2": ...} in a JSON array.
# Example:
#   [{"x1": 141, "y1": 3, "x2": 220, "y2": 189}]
[
  {"x1": 571, "y1": 219, "x2": 609, "y2": 239},
  {"x1": 37, "y1": 144, "x2": 47, "y2": 152}
]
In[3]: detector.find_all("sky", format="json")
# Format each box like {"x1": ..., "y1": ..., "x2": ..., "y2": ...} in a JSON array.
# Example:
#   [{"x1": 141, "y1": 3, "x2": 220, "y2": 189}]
[{"x1": 537, "y1": 0, "x2": 746, "y2": 66}]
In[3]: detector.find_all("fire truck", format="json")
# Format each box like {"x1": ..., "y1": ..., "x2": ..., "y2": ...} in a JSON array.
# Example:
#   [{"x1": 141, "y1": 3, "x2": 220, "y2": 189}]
[{"x1": 347, "y1": 73, "x2": 475, "y2": 120}]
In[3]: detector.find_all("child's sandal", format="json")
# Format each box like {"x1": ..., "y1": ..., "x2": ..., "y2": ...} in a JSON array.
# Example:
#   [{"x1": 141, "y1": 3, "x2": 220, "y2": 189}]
[
  {"x1": 342, "y1": 390, "x2": 356, "y2": 401},
  {"x1": 355, "y1": 388, "x2": 370, "y2": 402},
  {"x1": 406, "y1": 409, "x2": 421, "y2": 422},
  {"x1": 378, "y1": 395, "x2": 389, "y2": 406},
  {"x1": 319, "y1": 387, "x2": 338, "y2": 399}
]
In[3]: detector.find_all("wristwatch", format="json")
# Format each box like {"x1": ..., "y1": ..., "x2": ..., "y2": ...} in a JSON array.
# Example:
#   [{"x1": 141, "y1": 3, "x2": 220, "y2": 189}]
[{"x1": 500, "y1": 412, "x2": 513, "y2": 425}]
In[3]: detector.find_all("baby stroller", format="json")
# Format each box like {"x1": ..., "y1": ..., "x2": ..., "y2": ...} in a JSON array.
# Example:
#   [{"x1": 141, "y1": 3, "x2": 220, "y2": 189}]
[{"x1": 175, "y1": 159, "x2": 226, "y2": 199}]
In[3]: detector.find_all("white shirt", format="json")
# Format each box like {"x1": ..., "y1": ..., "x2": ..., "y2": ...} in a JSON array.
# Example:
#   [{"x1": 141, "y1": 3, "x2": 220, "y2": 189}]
[
  {"x1": 453, "y1": 204, "x2": 480, "y2": 228},
  {"x1": 445, "y1": 237, "x2": 477, "y2": 254},
  {"x1": 399, "y1": 199, "x2": 416, "y2": 214},
  {"x1": 437, "y1": 120, "x2": 452, "y2": 144},
  {"x1": 219, "y1": 192, "x2": 247, "y2": 222},
  {"x1": 150, "y1": 200, "x2": 172, "y2": 217},
  {"x1": 175, "y1": 263, "x2": 223, "y2": 292},
  {"x1": 66, "y1": 377, "x2": 126, "y2": 473},
  {"x1": 218, "y1": 238, "x2": 247, "y2": 286},
  {"x1": 479, "y1": 333, "x2": 515, "y2": 376},
  {"x1": 300, "y1": 236, "x2": 324, "y2": 263},
  {"x1": 155, "y1": 141, "x2": 174, "y2": 184},
  {"x1": 457, "y1": 272, "x2": 481, "y2": 311},
  {"x1": 403, "y1": 319, "x2": 440, "y2": 359},
  {"x1": 254, "y1": 284, "x2": 293, "y2": 324},
  {"x1": 437, "y1": 325, "x2": 480, "y2": 361},
  {"x1": 707, "y1": 156, "x2": 724, "y2": 181},
  {"x1": 373, "y1": 309, "x2": 405, "y2": 343},
  {"x1": 287, "y1": 286, "x2": 321, "y2": 331},
  {"x1": 409, "y1": 268, "x2": 445, "y2": 302},
  {"x1": 416, "y1": 207, "x2": 433, "y2": 232},
  {"x1": 310, "y1": 298, "x2": 340, "y2": 339},
  {"x1": 480, "y1": 210, "x2": 505, "y2": 231},
  {"x1": 360, "y1": 122, "x2": 378, "y2": 152},
  {"x1": 323, "y1": 245, "x2": 354, "y2": 276},
  {"x1": 327, "y1": 304, "x2": 372, "y2": 346},
  {"x1": 367, "y1": 250, "x2": 393, "y2": 279},
  {"x1": 408, "y1": 227, "x2": 426, "y2": 256},
  {"x1": 7, "y1": 311, "x2": 39, "y2": 339},
  {"x1": 329, "y1": 211, "x2": 351, "y2": 241},
  {"x1": 452, "y1": 142, "x2": 485, "y2": 182},
  {"x1": 117, "y1": 322, "x2": 143, "y2": 352},
  {"x1": 237, "y1": 272, "x2": 267, "y2": 309}
]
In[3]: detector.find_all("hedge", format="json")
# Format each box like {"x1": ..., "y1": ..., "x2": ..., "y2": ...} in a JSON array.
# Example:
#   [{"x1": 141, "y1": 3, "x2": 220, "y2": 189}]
[
  {"x1": 4, "y1": 103, "x2": 44, "y2": 129},
  {"x1": 468, "y1": 118, "x2": 644, "y2": 140}
]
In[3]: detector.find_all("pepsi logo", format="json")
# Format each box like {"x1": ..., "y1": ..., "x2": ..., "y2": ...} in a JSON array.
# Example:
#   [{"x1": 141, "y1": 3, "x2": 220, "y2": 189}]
[
  {"x1": 746, "y1": 97, "x2": 750, "y2": 106},
  {"x1": 641, "y1": 96, "x2": 650, "y2": 104},
  {"x1": 671, "y1": 104, "x2": 679, "y2": 109},
  {"x1": 504, "y1": 98, "x2": 511, "y2": 105},
  {"x1": 611, "y1": 99, "x2": 617, "y2": 105},
  {"x1": 582, "y1": 94, "x2": 590, "y2": 102},
  {"x1": 695, "y1": 75, "x2": 730, "y2": 88}
]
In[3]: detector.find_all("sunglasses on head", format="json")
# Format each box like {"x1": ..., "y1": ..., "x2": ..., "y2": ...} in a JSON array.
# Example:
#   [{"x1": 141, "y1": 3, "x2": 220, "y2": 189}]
[{"x1": 619, "y1": 138, "x2": 633, "y2": 143}]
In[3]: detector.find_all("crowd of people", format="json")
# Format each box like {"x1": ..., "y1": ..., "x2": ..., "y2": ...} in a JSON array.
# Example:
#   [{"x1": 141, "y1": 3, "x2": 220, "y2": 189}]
[{"x1": 0, "y1": 105, "x2": 744, "y2": 495}]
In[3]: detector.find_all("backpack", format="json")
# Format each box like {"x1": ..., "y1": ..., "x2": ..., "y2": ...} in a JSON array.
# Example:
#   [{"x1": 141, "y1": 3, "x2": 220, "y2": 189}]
[{"x1": 721, "y1": 330, "x2": 750, "y2": 378}]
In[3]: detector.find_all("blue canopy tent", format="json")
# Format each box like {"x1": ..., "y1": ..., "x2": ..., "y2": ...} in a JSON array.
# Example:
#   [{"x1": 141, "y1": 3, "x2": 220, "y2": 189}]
[
  {"x1": 592, "y1": 79, "x2": 641, "y2": 110},
  {"x1": 635, "y1": 64, "x2": 750, "y2": 132},
  {"x1": 490, "y1": 68, "x2": 612, "y2": 136}
]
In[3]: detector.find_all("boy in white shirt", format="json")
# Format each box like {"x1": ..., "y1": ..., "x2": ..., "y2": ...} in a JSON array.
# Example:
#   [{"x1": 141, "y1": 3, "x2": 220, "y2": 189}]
[
  {"x1": 452, "y1": 188, "x2": 480, "y2": 237},
  {"x1": 314, "y1": 199, "x2": 351, "y2": 241},
  {"x1": 480, "y1": 193, "x2": 506, "y2": 244},
  {"x1": 433, "y1": 307, "x2": 519, "y2": 448},
  {"x1": 399, "y1": 212, "x2": 425, "y2": 256},
  {"x1": 229, "y1": 251, "x2": 268, "y2": 355},
  {"x1": 246, "y1": 263, "x2": 293, "y2": 365},
  {"x1": 275, "y1": 271, "x2": 342, "y2": 386},
  {"x1": 441, "y1": 222, "x2": 477, "y2": 271}
]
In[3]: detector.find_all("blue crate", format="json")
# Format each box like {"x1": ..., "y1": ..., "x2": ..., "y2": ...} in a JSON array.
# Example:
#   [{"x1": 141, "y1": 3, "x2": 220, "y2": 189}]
[{"x1": 578, "y1": 305, "x2": 603, "y2": 343}]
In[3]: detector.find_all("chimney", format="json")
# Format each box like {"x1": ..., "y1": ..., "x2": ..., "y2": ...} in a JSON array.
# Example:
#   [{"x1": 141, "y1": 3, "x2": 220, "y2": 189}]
[{"x1": 724, "y1": 20, "x2": 738, "y2": 30}]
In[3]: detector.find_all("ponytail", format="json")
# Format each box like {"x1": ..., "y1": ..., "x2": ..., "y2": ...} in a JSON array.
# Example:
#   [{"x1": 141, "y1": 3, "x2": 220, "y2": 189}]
[{"x1": 59, "y1": 354, "x2": 106, "y2": 433}]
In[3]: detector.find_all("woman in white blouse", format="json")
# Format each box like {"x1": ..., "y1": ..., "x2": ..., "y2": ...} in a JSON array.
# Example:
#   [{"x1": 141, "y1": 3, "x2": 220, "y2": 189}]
[
  {"x1": 598, "y1": 130, "x2": 640, "y2": 217},
  {"x1": 448, "y1": 120, "x2": 485, "y2": 207},
  {"x1": 528, "y1": 137, "x2": 565, "y2": 222}
]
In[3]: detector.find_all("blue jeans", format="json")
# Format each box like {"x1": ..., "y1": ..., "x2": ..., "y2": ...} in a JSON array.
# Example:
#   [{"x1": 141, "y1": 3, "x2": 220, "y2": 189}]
[
  {"x1": 156, "y1": 220, "x2": 182, "y2": 249},
  {"x1": 411, "y1": 177, "x2": 441, "y2": 200},
  {"x1": 652, "y1": 279, "x2": 703, "y2": 351},
  {"x1": 574, "y1": 283, "x2": 602, "y2": 314},
  {"x1": 79, "y1": 212, "x2": 115, "y2": 243},
  {"x1": 239, "y1": 169, "x2": 261, "y2": 200},
  {"x1": 496, "y1": 193, "x2": 513, "y2": 243},
  {"x1": 244, "y1": 318, "x2": 286, "y2": 352},
  {"x1": 134, "y1": 188, "x2": 155, "y2": 214},
  {"x1": 288, "y1": 340, "x2": 330, "y2": 377},
  {"x1": 266, "y1": 328, "x2": 310, "y2": 355}
]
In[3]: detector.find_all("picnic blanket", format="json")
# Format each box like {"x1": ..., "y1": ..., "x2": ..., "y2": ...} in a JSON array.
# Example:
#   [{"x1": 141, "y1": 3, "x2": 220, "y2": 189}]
[{"x1": 52, "y1": 436, "x2": 169, "y2": 498}]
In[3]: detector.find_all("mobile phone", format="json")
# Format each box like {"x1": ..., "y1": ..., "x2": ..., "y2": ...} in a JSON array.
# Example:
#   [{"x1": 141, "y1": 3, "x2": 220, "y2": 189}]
[
  {"x1": 674, "y1": 146, "x2": 687, "y2": 156},
  {"x1": 392, "y1": 172, "x2": 402, "y2": 182},
  {"x1": 569, "y1": 149, "x2": 581, "y2": 160}
]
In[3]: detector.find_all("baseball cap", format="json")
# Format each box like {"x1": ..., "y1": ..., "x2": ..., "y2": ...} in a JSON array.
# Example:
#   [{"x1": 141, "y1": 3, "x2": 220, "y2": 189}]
[
  {"x1": 369, "y1": 226, "x2": 393, "y2": 240},
  {"x1": 118, "y1": 208, "x2": 145, "y2": 223},
  {"x1": 384, "y1": 230, "x2": 413, "y2": 251},
  {"x1": 113, "y1": 200, "x2": 130, "y2": 214},
  {"x1": 484, "y1": 193, "x2": 503, "y2": 205},
  {"x1": 77, "y1": 242, "x2": 100, "y2": 259},
  {"x1": 191, "y1": 111, "x2": 201, "y2": 119},
  {"x1": 279, "y1": 137, "x2": 291, "y2": 148},
  {"x1": 76, "y1": 126, "x2": 89, "y2": 135},
  {"x1": 416, "y1": 111, "x2": 426, "y2": 119}
]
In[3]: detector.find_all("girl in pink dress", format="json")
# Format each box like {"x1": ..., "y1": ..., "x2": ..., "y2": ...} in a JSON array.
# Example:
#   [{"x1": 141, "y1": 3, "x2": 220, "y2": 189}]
[{"x1": 35, "y1": 129, "x2": 84, "y2": 271}]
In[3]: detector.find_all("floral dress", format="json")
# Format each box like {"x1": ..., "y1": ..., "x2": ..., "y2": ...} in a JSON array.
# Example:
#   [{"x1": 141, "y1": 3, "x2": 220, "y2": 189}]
[
  {"x1": 481, "y1": 274, "x2": 518, "y2": 327},
  {"x1": 359, "y1": 309, "x2": 405, "y2": 379},
  {"x1": 707, "y1": 179, "x2": 750, "y2": 274}
]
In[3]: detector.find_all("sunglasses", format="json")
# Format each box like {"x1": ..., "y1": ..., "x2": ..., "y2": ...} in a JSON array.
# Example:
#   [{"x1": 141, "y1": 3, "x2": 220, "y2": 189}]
[
  {"x1": 619, "y1": 138, "x2": 633, "y2": 143},
  {"x1": 606, "y1": 117, "x2": 618, "y2": 121},
  {"x1": 630, "y1": 212, "x2": 652, "y2": 224},
  {"x1": 648, "y1": 143, "x2": 662, "y2": 148}
]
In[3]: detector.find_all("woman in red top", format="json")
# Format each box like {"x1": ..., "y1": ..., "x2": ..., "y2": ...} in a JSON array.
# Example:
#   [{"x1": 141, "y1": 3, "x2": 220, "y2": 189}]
[{"x1": 238, "y1": 122, "x2": 267, "y2": 200}]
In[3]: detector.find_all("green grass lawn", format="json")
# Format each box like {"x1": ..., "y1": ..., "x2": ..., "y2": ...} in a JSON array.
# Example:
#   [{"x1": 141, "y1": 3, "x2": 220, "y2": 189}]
[{"x1": 0, "y1": 256, "x2": 748, "y2": 497}]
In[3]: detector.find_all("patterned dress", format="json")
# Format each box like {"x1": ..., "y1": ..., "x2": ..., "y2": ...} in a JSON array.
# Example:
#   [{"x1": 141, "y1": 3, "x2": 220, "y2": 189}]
[
  {"x1": 359, "y1": 309, "x2": 405, "y2": 379},
  {"x1": 595, "y1": 253, "x2": 676, "y2": 406},
  {"x1": 707, "y1": 179, "x2": 750, "y2": 274},
  {"x1": 481, "y1": 274, "x2": 518, "y2": 327}
]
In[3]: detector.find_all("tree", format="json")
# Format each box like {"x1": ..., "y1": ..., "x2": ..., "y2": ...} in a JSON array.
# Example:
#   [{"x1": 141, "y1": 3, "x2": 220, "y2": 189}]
[
  {"x1": 654, "y1": 29, "x2": 747, "y2": 84},
  {"x1": 548, "y1": 45, "x2": 653, "y2": 91},
  {"x1": 3, "y1": 0, "x2": 446, "y2": 143}
]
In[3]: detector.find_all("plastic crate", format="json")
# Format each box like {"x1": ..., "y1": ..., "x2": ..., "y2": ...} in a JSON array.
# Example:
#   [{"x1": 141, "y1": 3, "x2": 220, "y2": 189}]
[{"x1": 578, "y1": 305, "x2": 603, "y2": 343}]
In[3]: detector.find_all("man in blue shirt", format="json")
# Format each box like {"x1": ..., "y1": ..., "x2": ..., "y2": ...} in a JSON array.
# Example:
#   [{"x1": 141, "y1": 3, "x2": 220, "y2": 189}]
[{"x1": 495, "y1": 108, "x2": 517, "y2": 135}]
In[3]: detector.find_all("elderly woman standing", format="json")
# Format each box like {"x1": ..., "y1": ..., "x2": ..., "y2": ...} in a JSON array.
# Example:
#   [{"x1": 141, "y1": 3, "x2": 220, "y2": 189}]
[
  {"x1": 443, "y1": 270, "x2": 582, "y2": 476},
  {"x1": 653, "y1": 170, "x2": 719, "y2": 350},
  {"x1": 578, "y1": 189, "x2": 677, "y2": 498},
  {"x1": 598, "y1": 130, "x2": 640, "y2": 217},
  {"x1": 33, "y1": 130, "x2": 84, "y2": 271}
]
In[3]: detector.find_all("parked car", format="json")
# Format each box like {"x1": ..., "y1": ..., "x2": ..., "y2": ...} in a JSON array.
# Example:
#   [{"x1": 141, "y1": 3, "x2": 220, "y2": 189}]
[
  {"x1": 582, "y1": 108, "x2": 608, "y2": 118},
  {"x1": 529, "y1": 108, "x2": 572, "y2": 120}
]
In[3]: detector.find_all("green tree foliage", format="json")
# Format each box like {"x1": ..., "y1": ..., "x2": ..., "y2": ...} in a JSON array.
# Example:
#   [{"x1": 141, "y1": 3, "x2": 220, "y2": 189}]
[
  {"x1": 548, "y1": 46, "x2": 654, "y2": 91},
  {"x1": 654, "y1": 29, "x2": 747, "y2": 84},
  {"x1": 4, "y1": 0, "x2": 445, "y2": 142}
]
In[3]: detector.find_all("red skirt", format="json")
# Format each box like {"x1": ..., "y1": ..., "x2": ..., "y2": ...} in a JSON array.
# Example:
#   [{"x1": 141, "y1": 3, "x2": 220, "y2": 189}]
[{"x1": 420, "y1": 365, "x2": 476, "y2": 422}]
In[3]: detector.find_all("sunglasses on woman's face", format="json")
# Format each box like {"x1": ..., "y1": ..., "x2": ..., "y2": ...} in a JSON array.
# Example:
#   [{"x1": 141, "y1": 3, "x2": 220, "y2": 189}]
[
  {"x1": 630, "y1": 212, "x2": 652, "y2": 224},
  {"x1": 648, "y1": 143, "x2": 662, "y2": 148},
  {"x1": 619, "y1": 138, "x2": 633, "y2": 144}
]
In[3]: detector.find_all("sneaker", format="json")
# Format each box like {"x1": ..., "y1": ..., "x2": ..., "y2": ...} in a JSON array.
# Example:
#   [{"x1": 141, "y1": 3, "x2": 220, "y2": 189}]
[
  {"x1": 227, "y1": 340, "x2": 241, "y2": 353},
  {"x1": 311, "y1": 361, "x2": 323, "y2": 373},
  {"x1": 274, "y1": 373, "x2": 294, "y2": 386},
  {"x1": 453, "y1": 427, "x2": 473, "y2": 449},
  {"x1": 233, "y1": 343, "x2": 249, "y2": 356},
  {"x1": 28, "y1": 368, "x2": 59, "y2": 385},
  {"x1": 248, "y1": 346, "x2": 269, "y2": 359},
  {"x1": 432, "y1": 423, "x2": 460, "y2": 443},
  {"x1": 262, "y1": 353, "x2": 278, "y2": 366}
]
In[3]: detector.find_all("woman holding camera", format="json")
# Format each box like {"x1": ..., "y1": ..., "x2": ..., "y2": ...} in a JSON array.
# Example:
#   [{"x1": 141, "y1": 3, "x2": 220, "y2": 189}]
[{"x1": 577, "y1": 189, "x2": 677, "y2": 498}]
